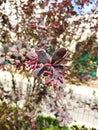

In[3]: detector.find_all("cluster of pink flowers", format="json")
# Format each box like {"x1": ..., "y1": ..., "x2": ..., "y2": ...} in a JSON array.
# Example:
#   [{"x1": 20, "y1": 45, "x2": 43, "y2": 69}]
[{"x1": 27, "y1": 48, "x2": 67, "y2": 88}]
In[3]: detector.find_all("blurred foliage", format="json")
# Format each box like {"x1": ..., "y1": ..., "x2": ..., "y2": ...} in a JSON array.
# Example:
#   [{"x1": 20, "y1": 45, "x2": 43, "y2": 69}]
[
  {"x1": 0, "y1": 103, "x2": 33, "y2": 130},
  {"x1": 71, "y1": 36, "x2": 98, "y2": 79},
  {"x1": 0, "y1": 104, "x2": 97, "y2": 130}
]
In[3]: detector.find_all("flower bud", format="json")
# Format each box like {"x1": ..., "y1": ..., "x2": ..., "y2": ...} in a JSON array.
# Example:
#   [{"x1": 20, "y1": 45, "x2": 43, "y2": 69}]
[
  {"x1": 53, "y1": 79, "x2": 57, "y2": 88},
  {"x1": 43, "y1": 71, "x2": 52, "y2": 76}
]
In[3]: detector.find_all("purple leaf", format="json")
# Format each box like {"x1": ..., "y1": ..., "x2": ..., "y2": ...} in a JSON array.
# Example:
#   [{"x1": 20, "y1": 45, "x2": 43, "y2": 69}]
[
  {"x1": 51, "y1": 48, "x2": 66, "y2": 65},
  {"x1": 37, "y1": 49, "x2": 51, "y2": 64}
]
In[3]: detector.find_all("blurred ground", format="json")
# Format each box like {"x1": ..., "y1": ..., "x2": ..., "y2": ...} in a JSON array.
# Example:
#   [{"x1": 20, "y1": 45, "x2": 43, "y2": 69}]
[
  {"x1": 67, "y1": 76, "x2": 98, "y2": 88},
  {"x1": 86, "y1": 79, "x2": 98, "y2": 88},
  {"x1": 65, "y1": 82, "x2": 98, "y2": 129},
  {"x1": 0, "y1": 70, "x2": 98, "y2": 128}
]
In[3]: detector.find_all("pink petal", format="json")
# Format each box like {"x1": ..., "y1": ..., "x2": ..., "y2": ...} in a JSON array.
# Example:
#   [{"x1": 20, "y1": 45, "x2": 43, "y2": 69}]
[
  {"x1": 58, "y1": 77, "x2": 63, "y2": 83},
  {"x1": 53, "y1": 79, "x2": 57, "y2": 88},
  {"x1": 31, "y1": 56, "x2": 38, "y2": 61},
  {"x1": 31, "y1": 120, "x2": 36, "y2": 128},
  {"x1": 43, "y1": 71, "x2": 52, "y2": 76},
  {"x1": 45, "y1": 79, "x2": 52, "y2": 85},
  {"x1": 27, "y1": 60, "x2": 37, "y2": 65},
  {"x1": 30, "y1": 65, "x2": 35, "y2": 69},
  {"x1": 59, "y1": 71, "x2": 68, "y2": 76},
  {"x1": 45, "y1": 63, "x2": 52, "y2": 67},
  {"x1": 59, "y1": 71, "x2": 65, "y2": 75},
  {"x1": 34, "y1": 63, "x2": 38, "y2": 68}
]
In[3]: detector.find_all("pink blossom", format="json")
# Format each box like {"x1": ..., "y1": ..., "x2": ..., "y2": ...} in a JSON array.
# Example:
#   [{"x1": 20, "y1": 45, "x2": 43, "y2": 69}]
[
  {"x1": 45, "y1": 63, "x2": 52, "y2": 67},
  {"x1": 34, "y1": 63, "x2": 38, "y2": 68},
  {"x1": 31, "y1": 120, "x2": 36, "y2": 128},
  {"x1": 53, "y1": 79, "x2": 57, "y2": 88},
  {"x1": 45, "y1": 79, "x2": 52, "y2": 85},
  {"x1": 58, "y1": 77, "x2": 63, "y2": 83},
  {"x1": 59, "y1": 71, "x2": 68, "y2": 76},
  {"x1": 43, "y1": 71, "x2": 52, "y2": 76},
  {"x1": 30, "y1": 65, "x2": 35, "y2": 69},
  {"x1": 30, "y1": 56, "x2": 38, "y2": 61}
]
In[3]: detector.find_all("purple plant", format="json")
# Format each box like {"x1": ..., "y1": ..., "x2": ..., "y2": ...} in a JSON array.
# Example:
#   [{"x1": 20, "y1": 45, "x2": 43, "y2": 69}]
[
  {"x1": 25, "y1": 47, "x2": 72, "y2": 126},
  {"x1": 27, "y1": 48, "x2": 68, "y2": 88},
  {"x1": 0, "y1": 43, "x2": 72, "y2": 127}
]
